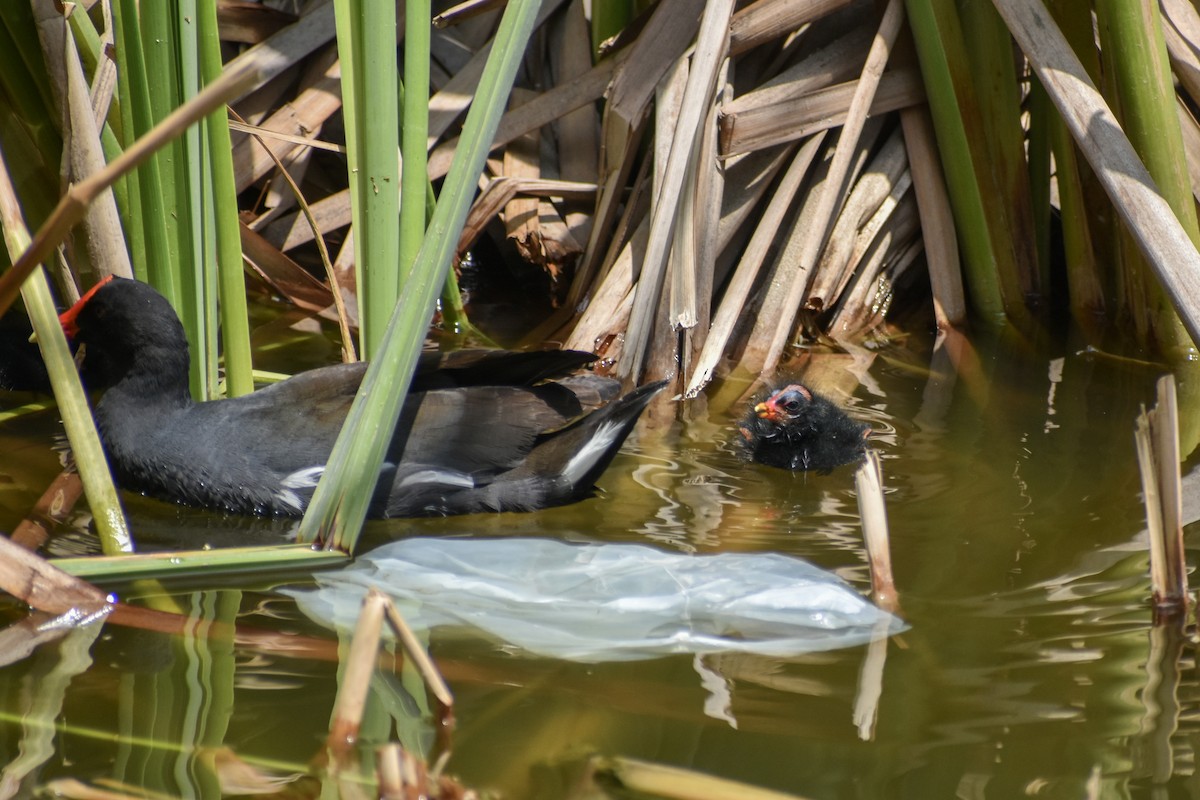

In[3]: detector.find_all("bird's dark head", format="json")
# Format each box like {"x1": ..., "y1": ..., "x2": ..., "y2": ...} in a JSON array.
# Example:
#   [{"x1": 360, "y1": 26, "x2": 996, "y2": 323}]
[
  {"x1": 754, "y1": 383, "x2": 813, "y2": 424},
  {"x1": 60, "y1": 276, "x2": 189, "y2": 394}
]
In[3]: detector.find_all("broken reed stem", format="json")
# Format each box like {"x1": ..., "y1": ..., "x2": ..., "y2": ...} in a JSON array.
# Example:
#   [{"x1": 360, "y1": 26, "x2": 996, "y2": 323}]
[
  {"x1": 377, "y1": 743, "x2": 467, "y2": 800},
  {"x1": 323, "y1": 587, "x2": 454, "y2": 760},
  {"x1": 376, "y1": 743, "x2": 407, "y2": 800},
  {"x1": 855, "y1": 450, "x2": 898, "y2": 613},
  {"x1": 381, "y1": 595, "x2": 455, "y2": 709},
  {"x1": 1135, "y1": 374, "x2": 1189, "y2": 617},
  {"x1": 327, "y1": 588, "x2": 388, "y2": 752},
  {"x1": 433, "y1": 0, "x2": 504, "y2": 28},
  {"x1": 11, "y1": 470, "x2": 84, "y2": 552},
  {"x1": 853, "y1": 615, "x2": 893, "y2": 742},
  {"x1": 0, "y1": 59, "x2": 261, "y2": 319},
  {"x1": 0, "y1": 531, "x2": 111, "y2": 615},
  {"x1": 1152, "y1": 375, "x2": 1186, "y2": 602},
  {"x1": 226, "y1": 119, "x2": 347, "y2": 153}
]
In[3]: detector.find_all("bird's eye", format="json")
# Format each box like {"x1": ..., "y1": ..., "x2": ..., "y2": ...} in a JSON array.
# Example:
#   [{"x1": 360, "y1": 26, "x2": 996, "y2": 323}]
[{"x1": 782, "y1": 398, "x2": 801, "y2": 412}]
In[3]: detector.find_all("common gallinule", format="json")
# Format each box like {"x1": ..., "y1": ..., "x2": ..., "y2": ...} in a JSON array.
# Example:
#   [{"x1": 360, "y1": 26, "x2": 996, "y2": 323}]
[
  {"x1": 60, "y1": 276, "x2": 664, "y2": 517},
  {"x1": 739, "y1": 383, "x2": 870, "y2": 472}
]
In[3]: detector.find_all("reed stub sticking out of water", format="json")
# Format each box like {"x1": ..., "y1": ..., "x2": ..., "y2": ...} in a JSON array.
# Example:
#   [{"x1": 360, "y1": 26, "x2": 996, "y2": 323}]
[
  {"x1": 1134, "y1": 374, "x2": 1190, "y2": 620},
  {"x1": 855, "y1": 449, "x2": 898, "y2": 614}
]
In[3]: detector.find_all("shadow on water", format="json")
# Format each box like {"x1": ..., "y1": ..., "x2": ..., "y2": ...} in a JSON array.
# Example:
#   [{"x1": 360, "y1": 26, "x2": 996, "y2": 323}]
[{"x1": 0, "y1": 325, "x2": 1196, "y2": 799}]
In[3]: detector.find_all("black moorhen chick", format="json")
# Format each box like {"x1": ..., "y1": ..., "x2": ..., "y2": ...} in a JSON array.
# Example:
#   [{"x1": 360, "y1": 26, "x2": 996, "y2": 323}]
[
  {"x1": 60, "y1": 276, "x2": 664, "y2": 518},
  {"x1": 739, "y1": 383, "x2": 870, "y2": 472}
]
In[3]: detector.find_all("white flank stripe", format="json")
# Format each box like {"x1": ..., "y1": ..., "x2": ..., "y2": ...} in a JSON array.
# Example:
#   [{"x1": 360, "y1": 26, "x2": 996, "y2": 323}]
[
  {"x1": 275, "y1": 465, "x2": 326, "y2": 512},
  {"x1": 281, "y1": 465, "x2": 325, "y2": 488},
  {"x1": 563, "y1": 420, "x2": 622, "y2": 484},
  {"x1": 396, "y1": 469, "x2": 475, "y2": 489},
  {"x1": 275, "y1": 489, "x2": 305, "y2": 512}
]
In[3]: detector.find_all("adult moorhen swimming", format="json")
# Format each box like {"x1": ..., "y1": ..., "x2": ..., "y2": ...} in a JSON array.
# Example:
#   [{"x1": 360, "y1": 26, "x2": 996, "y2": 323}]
[
  {"x1": 739, "y1": 383, "x2": 870, "y2": 472},
  {"x1": 60, "y1": 276, "x2": 664, "y2": 518}
]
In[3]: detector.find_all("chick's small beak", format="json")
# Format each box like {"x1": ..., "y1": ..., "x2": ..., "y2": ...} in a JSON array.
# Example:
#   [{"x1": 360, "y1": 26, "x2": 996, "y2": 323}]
[{"x1": 755, "y1": 399, "x2": 778, "y2": 421}]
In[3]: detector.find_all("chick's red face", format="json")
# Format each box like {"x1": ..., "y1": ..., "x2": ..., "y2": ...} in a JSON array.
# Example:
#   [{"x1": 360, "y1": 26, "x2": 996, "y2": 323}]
[{"x1": 754, "y1": 384, "x2": 812, "y2": 423}]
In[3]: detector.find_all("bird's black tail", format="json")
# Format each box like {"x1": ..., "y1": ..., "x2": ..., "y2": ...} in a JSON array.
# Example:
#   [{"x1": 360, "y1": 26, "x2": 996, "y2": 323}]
[{"x1": 515, "y1": 380, "x2": 667, "y2": 500}]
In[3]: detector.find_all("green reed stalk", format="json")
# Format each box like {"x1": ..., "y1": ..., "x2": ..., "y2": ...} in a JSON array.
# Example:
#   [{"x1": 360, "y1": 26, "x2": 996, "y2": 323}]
[
  {"x1": 335, "y1": 0, "x2": 400, "y2": 358},
  {"x1": 117, "y1": 1, "x2": 234, "y2": 400},
  {"x1": 1094, "y1": 0, "x2": 1200, "y2": 454},
  {"x1": 109, "y1": 2, "x2": 145, "y2": 282},
  {"x1": 1042, "y1": 0, "x2": 1107, "y2": 323},
  {"x1": 197, "y1": 0, "x2": 253, "y2": 397},
  {"x1": 904, "y1": 0, "x2": 1006, "y2": 323},
  {"x1": 397, "y1": 80, "x2": 487, "y2": 340},
  {"x1": 1095, "y1": 0, "x2": 1199, "y2": 357},
  {"x1": 56, "y1": 545, "x2": 347, "y2": 580},
  {"x1": 400, "y1": 0, "x2": 431, "y2": 280},
  {"x1": 26, "y1": 272, "x2": 133, "y2": 554},
  {"x1": 958, "y1": 0, "x2": 1041, "y2": 312},
  {"x1": 173, "y1": 0, "x2": 218, "y2": 399},
  {"x1": 0, "y1": 148, "x2": 132, "y2": 554},
  {"x1": 298, "y1": 0, "x2": 543, "y2": 551},
  {"x1": 1048, "y1": 113, "x2": 1104, "y2": 323},
  {"x1": 139, "y1": 1, "x2": 187, "y2": 297},
  {"x1": 113, "y1": 0, "x2": 177, "y2": 297}
]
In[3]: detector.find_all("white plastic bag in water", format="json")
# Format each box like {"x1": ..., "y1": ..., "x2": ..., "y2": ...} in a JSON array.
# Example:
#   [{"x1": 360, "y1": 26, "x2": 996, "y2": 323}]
[{"x1": 287, "y1": 538, "x2": 906, "y2": 662}]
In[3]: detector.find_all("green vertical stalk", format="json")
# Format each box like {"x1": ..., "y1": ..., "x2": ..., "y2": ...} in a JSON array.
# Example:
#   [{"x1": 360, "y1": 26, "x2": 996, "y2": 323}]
[
  {"x1": 113, "y1": 0, "x2": 176, "y2": 296},
  {"x1": 905, "y1": 0, "x2": 1007, "y2": 323},
  {"x1": 171, "y1": 0, "x2": 214, "y2": 399},
  {"x1": 332, "y1": 0, "x2": 363, "y2": 347},
  {"x1": 1048, "y1": 113, "x2": 1104, "y2": 322},
  {"x1": 1043, "y1": 0, "x2": 1111, "y2": 315},
  {"x1": 398, "y1": 8, "x2": 478, "y2": 337},
  {"x1": 197, "y1": 0, "x2": 252, "y2": 397},
  {"x1": 139, "y1": 1, "x2": 185, "y2": 304},
  {"x1": 400, "y1": 0, "x2": 431, "y2": 277},
  {"x1": 958, "y1": 0, "x2": 1041, "y2": 306},
  {"x1": 336, "y1": 0, "x2": 401, "y2": 358},
  {"x1": 1095, "y1": 0, "x2": 1199, "y2": 357},
  {"x1": 298, "y1": 0, "x2": 543, "y2": 551},
  {"x1": 0, "y1": 141, "x2": 132, "y2": 552},
  {"x1": 400, "y1": 79, "x2": 478, "y2": 338},
  {"x1": 27, "y1": 270, "x2": 134, "y2": 554},
  {"x1": 108, "y1": 2, "x2": 146, "y2": 282},
  {"x1": 1094, "y1": 0, "x2": 1200, "y2": 454}
]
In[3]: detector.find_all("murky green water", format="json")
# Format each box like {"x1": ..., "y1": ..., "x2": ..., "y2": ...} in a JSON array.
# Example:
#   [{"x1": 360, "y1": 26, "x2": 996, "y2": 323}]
[{"x1": 0, "y1": 323, "x2": 1194, "y2": 799}]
